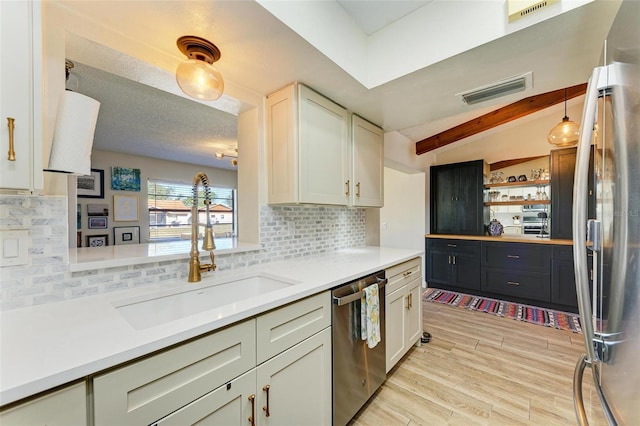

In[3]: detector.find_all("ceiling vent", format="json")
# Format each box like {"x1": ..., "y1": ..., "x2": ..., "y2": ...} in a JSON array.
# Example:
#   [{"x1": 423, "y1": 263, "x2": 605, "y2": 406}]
[
  {"x1": 457, "y1": 72, "x2": 533, "y2": 105},
  {"x1": 508, "y1": 0, "x2": 559, "y2": 22}
]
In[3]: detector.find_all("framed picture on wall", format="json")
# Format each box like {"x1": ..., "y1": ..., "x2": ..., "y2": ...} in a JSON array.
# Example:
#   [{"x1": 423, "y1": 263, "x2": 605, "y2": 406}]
[
  {"x1": 111, "y1": 167, "x2": 141, "y2": 191},
  {"x1": 114, "y1": 226, "x2": 140, "y2": 245},
  {"x1": 86, "y1": 234, "x2": 108, "y2": 247},
  {"x1": 114, "y1": 195, "x2": 139, "y2": 221},
  {"x1": 87, "y1": 203, "x2": 109, "y2": 216},
  {"x1": 88, "y1": 216, "x2": 108, "y2": 229},
  {"x1": 77, "y1": 169, "x2": 104, "y2": 198}
]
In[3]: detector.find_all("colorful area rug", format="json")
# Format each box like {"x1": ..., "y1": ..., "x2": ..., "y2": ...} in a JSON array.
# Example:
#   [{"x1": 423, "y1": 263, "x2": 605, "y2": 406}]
[{"x1": 423, "y1": 288, "x2": 582, "y2": 333}]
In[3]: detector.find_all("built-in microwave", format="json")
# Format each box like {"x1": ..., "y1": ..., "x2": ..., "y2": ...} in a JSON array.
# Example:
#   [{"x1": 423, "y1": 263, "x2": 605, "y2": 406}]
[{"x1": 522, "y1": 204, "x2": 548, "y2": 212}]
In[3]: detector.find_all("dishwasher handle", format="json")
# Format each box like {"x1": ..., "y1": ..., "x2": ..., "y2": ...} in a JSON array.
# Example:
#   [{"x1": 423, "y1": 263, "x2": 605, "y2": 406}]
[{"x1": 333, "y1": 278, "x2": 387, "y2": 306}]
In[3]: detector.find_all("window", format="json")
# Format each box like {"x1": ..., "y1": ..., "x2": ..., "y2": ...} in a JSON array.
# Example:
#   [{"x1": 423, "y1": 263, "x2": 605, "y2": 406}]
[{"x1": 148, "y1": 179, "x2": 236, "y2": 241}]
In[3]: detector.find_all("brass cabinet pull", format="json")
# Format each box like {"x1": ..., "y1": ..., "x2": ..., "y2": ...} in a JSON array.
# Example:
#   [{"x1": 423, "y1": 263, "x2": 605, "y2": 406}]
[
  {"x1": 7, "y1": 117, "x2": 15, "y2": 161},
  {"x1": 506, "y1": 255, "x2": 520, "y2": 259},
  {"x1": 408, "y1": 293, "x2": 412, "y2": 309},
  {"x1": 248, "y1": 394, "x2": 256, "y2": 425},
  {"x1": 507, "y1": 281, "x2": 520, "y2": 286},
  {"x1": 345, "y1": 180, "x2": 350, "y2": 196},
  {"x1": 402, "y1": 270, "x2": 412, "y2": 277},
  {"x1": 262, "y1": 384, "x2": 270, "y2": 417},
  {"x1": 356, "y1": 182, "x2": 361, "y2": 197}
]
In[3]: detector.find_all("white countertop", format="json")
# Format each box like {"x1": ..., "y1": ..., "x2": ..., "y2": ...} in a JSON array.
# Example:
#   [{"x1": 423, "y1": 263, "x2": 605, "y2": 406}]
[{"x1": 0, "y1": 246, "x2": 422, "y2": 406}]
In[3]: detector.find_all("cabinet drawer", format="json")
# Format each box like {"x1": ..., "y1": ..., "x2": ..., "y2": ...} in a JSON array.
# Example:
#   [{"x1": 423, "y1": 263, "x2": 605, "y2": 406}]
[
  {"x1": 93, "y1": 319, "x2": 256, "y2": 426},
  {"x1": 482, "y1": 268, "x2": 550, "y2": 302},
  {"x1": 257, "y1": 291, "x2": 330, "y2": 364},
  {"x1": 386, "y1": 257, "x2": 421, "y2": 294},
  {"x1": 482, "y1": 242, "x2": 551, "y2": 271},
  {"x1": 427, "y1": 238, "x2": 480, "y2": 255}
]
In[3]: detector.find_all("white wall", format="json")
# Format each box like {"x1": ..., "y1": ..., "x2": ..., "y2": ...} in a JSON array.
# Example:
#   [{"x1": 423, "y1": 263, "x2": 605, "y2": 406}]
[{"x1": 379, "y1": 167, "x2": 426, "y2": 250}]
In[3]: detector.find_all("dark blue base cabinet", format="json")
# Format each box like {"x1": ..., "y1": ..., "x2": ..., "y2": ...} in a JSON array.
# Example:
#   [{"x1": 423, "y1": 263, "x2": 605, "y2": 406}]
[{"x1": 425, "y1": 238, "x2": 579, "y2": 313}]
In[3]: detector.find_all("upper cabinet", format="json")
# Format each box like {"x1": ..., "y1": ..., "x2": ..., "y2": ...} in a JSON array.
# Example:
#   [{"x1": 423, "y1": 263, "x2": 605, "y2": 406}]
[
  {"x1": 0, "y1": 0, "x2": 43, "y2": 192},
  {"x1": 430, "y1": 160, "x2": 488, "y2": 235},
  {"x1": 351, "y1": 115, "x2": 383, "y2": 207},
  {"x1": 266, "y1": 83, "x2": 384, "y2": 207}
]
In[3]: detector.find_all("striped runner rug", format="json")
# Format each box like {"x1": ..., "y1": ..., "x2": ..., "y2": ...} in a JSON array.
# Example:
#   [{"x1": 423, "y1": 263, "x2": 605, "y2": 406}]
[{"x1": 422, "y1": 288, "x2": 582, "y2": 333}]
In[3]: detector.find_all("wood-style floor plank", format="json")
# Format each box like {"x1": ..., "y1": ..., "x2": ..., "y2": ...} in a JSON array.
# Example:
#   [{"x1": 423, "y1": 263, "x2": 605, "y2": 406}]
[{"x1": 348, "y1": 298, "x2": 607, "y2": 425}]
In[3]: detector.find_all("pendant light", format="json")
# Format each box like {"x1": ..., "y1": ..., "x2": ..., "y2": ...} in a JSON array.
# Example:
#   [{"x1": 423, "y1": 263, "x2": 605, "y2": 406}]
[
  {"x1": 176, "y1": 36, "x2": 224, "y2": 101},
  {"x1": 547, "y1": 88, "x2": 580, "y2": 147}
]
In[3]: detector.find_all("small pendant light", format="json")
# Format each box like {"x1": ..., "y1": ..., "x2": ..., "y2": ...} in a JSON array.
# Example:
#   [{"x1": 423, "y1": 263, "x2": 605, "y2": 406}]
[
  {"x1": 176, "y1": 36, "x2": 224, "y2": 101},
  {"x1": 547, "y1": 88, "x2": 580, "y2": 147}
]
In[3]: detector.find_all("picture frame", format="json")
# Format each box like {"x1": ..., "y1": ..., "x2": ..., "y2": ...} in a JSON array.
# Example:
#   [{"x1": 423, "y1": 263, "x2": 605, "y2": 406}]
[
  {"x1": 111, "y1": 166, "x2": 141, "y2": 191},
  {"x1": 88, "y1": 216, "x2": 108, "y2": 229},
  {"x1": 114, "y1": 195, "x2": 139, "y2": 221},
  {"x1": 87, "y1": 203, "x2": 109, "y2": 216},
  {"x1": 113, "y1": 226, "x2": 140, "y2": 245},
  {"x1": 86, "y1": 234, "x2": 108, "y2": 247},
  {"x1": 77, "y1": 169, "x2": 104, "y2": 198}
]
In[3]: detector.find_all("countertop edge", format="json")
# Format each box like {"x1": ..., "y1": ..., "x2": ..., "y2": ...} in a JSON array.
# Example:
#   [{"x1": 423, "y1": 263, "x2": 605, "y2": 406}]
[{"x1": 425, "y1": 234, "x2": 573, "y2": 246}]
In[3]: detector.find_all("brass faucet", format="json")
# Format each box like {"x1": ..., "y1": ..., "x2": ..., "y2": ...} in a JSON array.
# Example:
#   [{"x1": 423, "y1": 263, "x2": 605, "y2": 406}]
[{"x1": 188, "y1": 172, "x2": 217, "y2": 282}]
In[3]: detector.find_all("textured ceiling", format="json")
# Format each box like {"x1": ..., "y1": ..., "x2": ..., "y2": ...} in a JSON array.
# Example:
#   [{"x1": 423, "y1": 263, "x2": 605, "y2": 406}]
[{"x1": 56, "y1": 0, "x2": 621, "y2": 169}]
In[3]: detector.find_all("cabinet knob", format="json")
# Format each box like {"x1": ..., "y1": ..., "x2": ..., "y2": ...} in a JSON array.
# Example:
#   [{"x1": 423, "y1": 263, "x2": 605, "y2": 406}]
[{"x1": 7, "y1": 117, "x2": 16, "y2": 161}]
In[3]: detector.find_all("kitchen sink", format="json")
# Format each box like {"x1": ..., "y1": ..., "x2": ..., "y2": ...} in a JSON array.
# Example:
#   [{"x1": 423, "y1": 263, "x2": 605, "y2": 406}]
[{"x1": 114, "y1": 273, "x2": 298, "y2": 329}]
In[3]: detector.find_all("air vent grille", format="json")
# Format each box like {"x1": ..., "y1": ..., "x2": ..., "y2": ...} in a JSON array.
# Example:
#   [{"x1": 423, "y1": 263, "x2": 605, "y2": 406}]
[
  {"x1": 458, "y1": 72, "x2": 532, "y2": 105},
  {"x1": 508, "y1": 0, "x2": 559, "y2": 22}
]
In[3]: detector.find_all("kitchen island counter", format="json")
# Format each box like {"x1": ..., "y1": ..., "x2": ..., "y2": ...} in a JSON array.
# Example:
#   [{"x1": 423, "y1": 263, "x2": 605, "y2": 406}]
[{"x1": 0, "y1": 246, "x2": 422, "y2": 406}]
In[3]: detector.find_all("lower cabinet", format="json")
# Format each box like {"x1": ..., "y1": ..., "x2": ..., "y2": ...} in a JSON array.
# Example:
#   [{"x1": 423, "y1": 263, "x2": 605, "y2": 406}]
[
  {"x1": 425, "y1": 238, "x2": 481, "y2": 291},
  {"x1": 94, "y1": 291, "x2": 331, "y2": 426},
  {"x1": 155, "y1": 328, "x2": 332, "y2": 426},
  {"x1": 385, "y1": 257, "x2": 422, "y2": 373},
  {"x1": 0, "y1": 381, "x2": 86, "y2": 425}
]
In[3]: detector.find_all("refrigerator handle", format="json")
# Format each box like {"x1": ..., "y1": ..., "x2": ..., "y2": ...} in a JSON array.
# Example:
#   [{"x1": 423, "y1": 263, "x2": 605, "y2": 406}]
[
  {"x1": 573, "y1": 354, "x2": 589, "y2": 426},
  {"x1": 572, "y1": 66, "x2": 602, "y2": 365}
]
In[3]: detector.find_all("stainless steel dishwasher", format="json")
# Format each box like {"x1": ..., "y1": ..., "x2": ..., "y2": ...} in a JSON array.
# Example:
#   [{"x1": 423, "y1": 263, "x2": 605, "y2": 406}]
[{"x1": 332, "y1": 270, "x2": 387, "y2": 426}]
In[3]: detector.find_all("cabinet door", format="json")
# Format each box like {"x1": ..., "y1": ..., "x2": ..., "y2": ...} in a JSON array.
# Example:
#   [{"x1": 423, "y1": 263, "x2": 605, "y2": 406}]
[
  {"x1": 0, "y1": 0, "x2": 42, "y2": 191},
  {"x1": 154, "y1": 369, "x2": 256, "y2": 426},
  {"x1": 452, "y1": 250, "x2": 481, "y2": 290},
  {"x1": 430, "y1": 166, "x2": 457, "y2": 233},
  {"x1": 298, "y1": 85, "x2": 350, "y2": 205},
  {"x1": 385, "y1": 285, "x2": 407, "y2": 373},
  {"x1": 551, "y1": 259, "x2": 578, "y2": 308},
  {"x1": 0, "y1": 381, "x2": 86, "y2": 426},
  {"x1": 405, "y1": 278, "x2": 422, "y2": 347},
  {"x1": 425, "y1": 248, "x2": 452, "y2": 286},
  {"x1": 266, "y1": 84, "x2": 297, "y2": 204},
  {"x1": 455, "y1": 162, "x2": 484, "y2": 235},
  {"x1": 551, "y1": 147, "x2": 577, "y2": 239},
  {"x1": 351, "y1": 115, "x2": 383, "y2": 207},
  {"x1": 256, "y1": 328, "x2": 332, "y2": 426}
]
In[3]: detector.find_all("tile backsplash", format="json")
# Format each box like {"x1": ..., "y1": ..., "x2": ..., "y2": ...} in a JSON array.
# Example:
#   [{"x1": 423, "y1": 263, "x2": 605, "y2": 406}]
[{"x1": 0, "y1": 195, "x2": 367, "y2": 310}]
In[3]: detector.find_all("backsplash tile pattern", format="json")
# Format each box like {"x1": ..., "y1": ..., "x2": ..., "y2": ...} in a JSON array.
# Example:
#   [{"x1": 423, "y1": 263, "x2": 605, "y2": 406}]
[{"x1": 0, "y1": 196, "x2": 367, "y2": 310}]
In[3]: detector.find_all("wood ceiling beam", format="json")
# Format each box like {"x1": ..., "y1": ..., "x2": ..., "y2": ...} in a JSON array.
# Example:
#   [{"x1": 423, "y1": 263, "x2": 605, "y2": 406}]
[
  {"x1": 490, "y1": 155, "x2": 548, "y2": 171},
  {"x1": 415, "y1": 83, "x2": 587, "y2": 156}
]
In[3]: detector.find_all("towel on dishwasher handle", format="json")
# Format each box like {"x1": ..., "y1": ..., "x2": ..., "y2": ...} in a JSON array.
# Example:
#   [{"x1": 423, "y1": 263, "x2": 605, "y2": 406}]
[{"x1": 360, "y1": 283, "x2": 380, "y2": 348}]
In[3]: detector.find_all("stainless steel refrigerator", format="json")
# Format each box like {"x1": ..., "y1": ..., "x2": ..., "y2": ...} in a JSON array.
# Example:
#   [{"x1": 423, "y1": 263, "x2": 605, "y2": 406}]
[{"x1": 572, "y1": 1, "x2": 640, "y2": 424}]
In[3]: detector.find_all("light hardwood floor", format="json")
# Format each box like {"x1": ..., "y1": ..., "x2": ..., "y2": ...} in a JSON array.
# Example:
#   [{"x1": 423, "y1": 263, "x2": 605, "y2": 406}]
[{"x1": 350, "y1": 298, "x2": 607, "y2": 425}]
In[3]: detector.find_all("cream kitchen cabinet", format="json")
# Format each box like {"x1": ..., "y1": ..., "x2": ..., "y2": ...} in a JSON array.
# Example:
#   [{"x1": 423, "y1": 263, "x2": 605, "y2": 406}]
[
  {"x1": 267, "y1": 83, "x2": 350, "y2": 205},
  {"x1": 266, "y1": 83, "x2": 384, "y2": 207},
  {"x1": 94, "y1": 291, "x2": 331, "y2": 426},
  {"x1": 0, "y1": 381, "x2": 86, "y2": 425},
  {"x1": 351, "y1": 115, "x2": 384, "y2": 207},
  {"x1": 385, "y1": 257, "x2": 423, "y2": 372},
  {"x1": 0, "y1": 0, "x2": 43, "y2": 192}
]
